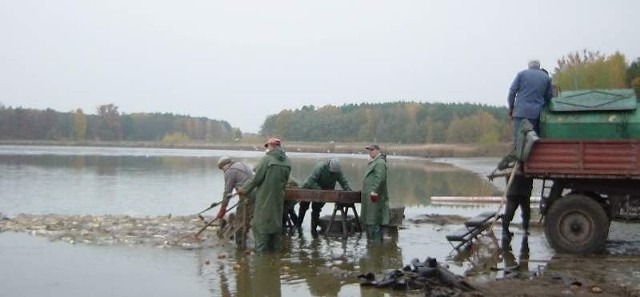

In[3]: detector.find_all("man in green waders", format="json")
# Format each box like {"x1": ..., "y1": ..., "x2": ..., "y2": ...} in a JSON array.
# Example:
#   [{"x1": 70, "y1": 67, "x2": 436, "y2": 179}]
[
  {"x1": 239, "y1": 137, "x2": 291, "y2": 252},
  {"x1": 297, "y1": 158, "x2": 353, "y2": 237},
  {"x1": 361, "y1": 144, "x2": 389, "y2": 241}
]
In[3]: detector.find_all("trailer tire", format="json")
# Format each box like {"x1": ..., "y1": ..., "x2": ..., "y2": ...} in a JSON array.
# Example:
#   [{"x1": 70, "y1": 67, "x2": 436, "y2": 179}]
[{"x1": 544, "y1": 194, "x2": 609, "y2": 254}]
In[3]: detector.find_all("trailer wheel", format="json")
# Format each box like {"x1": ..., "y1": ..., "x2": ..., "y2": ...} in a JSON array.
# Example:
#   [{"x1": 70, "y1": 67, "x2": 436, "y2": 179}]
[{"x1": 544, "y1": 194, "x2": 609, "y2": 254}]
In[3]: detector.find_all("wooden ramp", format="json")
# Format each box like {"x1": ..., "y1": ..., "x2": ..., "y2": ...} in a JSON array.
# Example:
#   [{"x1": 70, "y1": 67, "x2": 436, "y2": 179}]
[{"x1": 445, "y1": 211, "x2": 499, "y2": 251}]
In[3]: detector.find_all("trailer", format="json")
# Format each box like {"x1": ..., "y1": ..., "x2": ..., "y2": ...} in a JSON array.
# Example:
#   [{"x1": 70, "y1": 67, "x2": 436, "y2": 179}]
[
  {"x1": 524, "y1": 139, "x2": 640, "y2": 254},
  {"x1": 520, "y1": 89, "x2": 640, "y2": 254}
]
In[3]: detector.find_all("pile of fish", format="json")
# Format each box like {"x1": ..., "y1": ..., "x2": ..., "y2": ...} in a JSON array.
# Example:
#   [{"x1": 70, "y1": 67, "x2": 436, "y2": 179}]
[
  {"x1": 0, "y1": 213, "x2": 220, "y2": 249},
  {"x1": 358, "y1": 257, "x2": 482, "y2": 297}
]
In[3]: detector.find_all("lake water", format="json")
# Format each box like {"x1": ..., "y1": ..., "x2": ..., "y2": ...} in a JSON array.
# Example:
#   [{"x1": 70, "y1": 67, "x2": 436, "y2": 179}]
[{"x1": 0, "y1": 145, "x2": 557, "y2": 297}]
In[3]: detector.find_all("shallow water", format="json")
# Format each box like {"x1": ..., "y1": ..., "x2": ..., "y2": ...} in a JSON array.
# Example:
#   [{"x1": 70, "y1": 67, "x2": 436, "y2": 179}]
[{"x1": 1, "y1": 146, "x2": 639, "y2": 296}]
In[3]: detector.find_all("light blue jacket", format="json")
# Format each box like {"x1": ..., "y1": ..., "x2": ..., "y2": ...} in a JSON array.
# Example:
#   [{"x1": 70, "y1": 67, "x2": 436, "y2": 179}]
[{"x1": 508, "y1": 69, "x2": 553, "y2": 119}]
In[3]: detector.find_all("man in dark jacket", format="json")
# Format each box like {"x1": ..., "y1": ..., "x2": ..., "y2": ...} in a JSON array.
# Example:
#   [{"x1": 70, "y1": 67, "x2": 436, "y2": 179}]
[
  {"x1": 297, "y1": 158, "x2": 352, "y2": 237},
  {"x1": 239, "y1": 137, "x2": 291, "y2": 252}
]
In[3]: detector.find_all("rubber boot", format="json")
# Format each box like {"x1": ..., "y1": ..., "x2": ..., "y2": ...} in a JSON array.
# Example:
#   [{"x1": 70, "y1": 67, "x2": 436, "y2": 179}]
[
  {"x1": 502, "y1": 218, "x2": 513, "y2": 239},
  {"x1": 522, "y1": 220, "x2": 530, "y2": 235},
  {"x1": 297, "y1": 202, "x2": 309, "y2": 230},
  {"x1": 311, "y1": 211, "x2": 320, "y2": 238}
]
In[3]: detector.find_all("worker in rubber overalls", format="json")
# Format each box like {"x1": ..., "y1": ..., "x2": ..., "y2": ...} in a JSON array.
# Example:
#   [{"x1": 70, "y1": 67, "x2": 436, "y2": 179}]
[
  {"x1": 239, "y1": 137, "x2": 291, "y2": 252},
  {"x1": 297, "y1": 158, "x2": 352, "y2": 237},
  {"x1": 360, "y1": 144, "x2": 390, "y2": 241}
]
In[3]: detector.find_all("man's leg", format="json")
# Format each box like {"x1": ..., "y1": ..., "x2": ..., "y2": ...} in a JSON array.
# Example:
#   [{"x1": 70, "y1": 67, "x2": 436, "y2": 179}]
[
  {"x1": 520, "y1": 195, "x2": 531, "y2": 234},
  {"x1": 518, "y1": 176, "x2": 533, "y2": 234},
  {"x1": 234, "y1": 199, "x2": 251, "y2": 247},
  {"x1": 267, "y1": 232, "x2": 282, "y2": 252},
  {"x1": 253, "y1": 228, "x2": 269, "y2": 253},
  {"x1": 310, "y1": 202, "x2": 325, "y2": 237},
  {"x1": 297, "y1": 201, "x2": 310, "y2": 229},
  {"x1": 287, "y1": 206, "x2": 299, "y2": 229},
  {"x1": 365, "y1": 224, "x2": 382, "y2": 241},
  {"x1": 502, "y1": 195, "x2": 518, "y2": 238},
  {"x1": 512, "y1": 118, "x2": 523, "y2": 149}
]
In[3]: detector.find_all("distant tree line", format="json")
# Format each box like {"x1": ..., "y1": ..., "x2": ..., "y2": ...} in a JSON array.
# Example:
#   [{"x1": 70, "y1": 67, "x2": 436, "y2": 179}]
[
  {"x1": 0, "y1": 103, "x2": 237, "y2": 143},
  {"x1": 260, "y1": 102, "x2": 511, "y2": 144},
  {"x1": 261, "y1": 50, "x2": 640, "y2": 145},
  {"x1": 553, "y1": 50, "x2": 640, "y2": 97},
  {"x1": 3, "y1": 50, "x2": 637, "y2": 145}
]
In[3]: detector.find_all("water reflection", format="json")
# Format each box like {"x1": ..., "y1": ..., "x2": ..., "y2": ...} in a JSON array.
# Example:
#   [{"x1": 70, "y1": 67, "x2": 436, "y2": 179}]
[
  {"x1": 0, "y1": 147, "x2": 499, "y2": 216},
  {"x1": 500, "y1": 235, "x2": 530, "y2": 278},
  {"x1": 0, "y1": 146, "x2": 507, "y2": 297}
]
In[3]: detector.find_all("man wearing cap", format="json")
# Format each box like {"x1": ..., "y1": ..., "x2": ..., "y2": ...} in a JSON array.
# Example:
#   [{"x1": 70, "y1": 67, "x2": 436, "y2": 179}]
[
  {"x1": 238, "y1": 137, "x2": 291, "y2": 252},
  {"x1": 297, "y1": 158, "x2": 353, "y2": 237},
  {"x1": 361, "y1": 144, "x2": 389, "y2": 241},
  {"x1": 215, "y1": 156, "x2": 256, "y2": 247}
]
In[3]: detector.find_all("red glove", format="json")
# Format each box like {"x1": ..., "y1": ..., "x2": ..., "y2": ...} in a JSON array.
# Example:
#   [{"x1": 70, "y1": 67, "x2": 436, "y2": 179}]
[
  {"x1": 369, "y1": 192, "x2": 379, "y2": 203},
  {"x1": 216, "y1": 207, "x2": 226, "y2": 219}
]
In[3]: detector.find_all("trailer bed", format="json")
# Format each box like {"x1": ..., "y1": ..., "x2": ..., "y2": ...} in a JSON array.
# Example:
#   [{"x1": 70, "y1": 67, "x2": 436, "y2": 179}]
[{"x1": 524, "y1": 139, "x2": 640, "y2": 179}]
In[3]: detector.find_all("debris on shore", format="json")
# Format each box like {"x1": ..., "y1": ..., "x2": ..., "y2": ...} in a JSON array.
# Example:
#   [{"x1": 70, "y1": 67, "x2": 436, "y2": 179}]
[
  {"x1": 358, "y1": 257, "x2": 483, "y2": 297},
  {"x1": 0, "y1": 213, "x2": 219, "y2": 249}
]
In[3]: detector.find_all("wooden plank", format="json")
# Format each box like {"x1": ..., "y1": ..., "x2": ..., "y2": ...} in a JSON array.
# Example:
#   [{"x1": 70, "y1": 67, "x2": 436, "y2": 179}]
[{"x1": 285, "y1": 188, "x2": 361, "y2": 203}]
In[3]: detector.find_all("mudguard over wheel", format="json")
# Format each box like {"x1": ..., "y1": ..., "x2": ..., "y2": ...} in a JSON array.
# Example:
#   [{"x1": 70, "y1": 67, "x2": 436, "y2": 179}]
[{"x1": 544, "y1": 194, "x2": 609, "y2": 254}]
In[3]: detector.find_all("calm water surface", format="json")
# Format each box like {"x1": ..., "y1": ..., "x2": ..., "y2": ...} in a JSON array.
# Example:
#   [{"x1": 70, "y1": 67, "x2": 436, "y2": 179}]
[{"x1": 1, "y1": 145, "x2": 549, "y2": 297}]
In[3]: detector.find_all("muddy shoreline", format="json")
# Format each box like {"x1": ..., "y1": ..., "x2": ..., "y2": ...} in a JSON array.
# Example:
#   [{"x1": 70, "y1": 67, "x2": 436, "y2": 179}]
[
  {"x1": 2, "y1": 213, "x2": 639, "y2": 297},
  {"x1": 0, "y1": 140, "x2": 512, "y2": 158}
]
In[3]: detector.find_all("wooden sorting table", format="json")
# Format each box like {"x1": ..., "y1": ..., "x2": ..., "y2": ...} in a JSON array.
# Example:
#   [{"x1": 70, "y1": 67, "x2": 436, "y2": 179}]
[{"x1": 285, "y1": 188, "x2": 361, "y2": 237}]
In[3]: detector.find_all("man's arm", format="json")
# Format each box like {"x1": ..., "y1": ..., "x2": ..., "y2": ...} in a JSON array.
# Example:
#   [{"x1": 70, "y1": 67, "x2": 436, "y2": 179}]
[
  {"x1": 544, "y1": 79, "x2": 553, "y2": 101},
  {"x1": 368, "y1": 160, "x2": 387, "y2": 195},
  {"x1": 302, "y1": 163, "x2": 323, "y2": 189},
  {"x1": 241, "y1": 158, "x2": 267, "y2": 194},
  {"x1": 507, "y1": 73, "x2": 521, "y2": 118},
  {"x1": 337, "y1": 172, "x2": 352, "y2": 191},
  {"x1": 223, "y1": 169, "x2": 237, "y2": 196}
]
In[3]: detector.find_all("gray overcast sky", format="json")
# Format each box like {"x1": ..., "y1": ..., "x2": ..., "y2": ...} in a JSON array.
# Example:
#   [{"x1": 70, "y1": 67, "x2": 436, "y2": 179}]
[{"x1": 1, "y1": 1, "x2": 639, "y2": 133}]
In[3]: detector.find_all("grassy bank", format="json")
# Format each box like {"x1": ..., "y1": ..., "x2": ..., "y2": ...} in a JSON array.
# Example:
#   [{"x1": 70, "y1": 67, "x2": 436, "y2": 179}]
[{"x1": 0, "y1": 140, "x2": 511, "y2": 158}]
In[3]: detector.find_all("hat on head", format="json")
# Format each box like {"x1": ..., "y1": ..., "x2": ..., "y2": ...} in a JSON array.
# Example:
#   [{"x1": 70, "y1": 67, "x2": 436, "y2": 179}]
[
  {"x1": 264, "y1": 137, "x2": 282, "y2": 148},
  {"x1": 328, "y1": 158, "x2": 341, "y2": 173},
  {"x1": 365, "y1": 143, "x2": 380, "y2": 151},
  {"x1": 217, "y1": 156, "x2": 232, "y2": 169}
]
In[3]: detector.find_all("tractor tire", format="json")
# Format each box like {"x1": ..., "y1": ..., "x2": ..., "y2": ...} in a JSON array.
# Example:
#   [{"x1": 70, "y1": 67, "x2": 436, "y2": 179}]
[{"x1": 544, "y1": 194, "x2": 609, "y2": 254}]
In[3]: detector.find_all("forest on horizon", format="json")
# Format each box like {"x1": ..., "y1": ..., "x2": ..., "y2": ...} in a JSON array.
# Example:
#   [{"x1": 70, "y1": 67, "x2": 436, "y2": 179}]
[{"x1": 2, "y1": 50, "x2": 639, "y2": 145}]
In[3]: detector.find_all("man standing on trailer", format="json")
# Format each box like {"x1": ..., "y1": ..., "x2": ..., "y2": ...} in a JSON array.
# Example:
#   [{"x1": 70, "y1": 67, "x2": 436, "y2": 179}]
[{"x1": 503, "y1": 59, "x2": 552, "y2": 238}]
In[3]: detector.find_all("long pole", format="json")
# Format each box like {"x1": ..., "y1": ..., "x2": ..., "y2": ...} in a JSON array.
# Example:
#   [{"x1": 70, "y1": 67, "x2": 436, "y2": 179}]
[
  {"x1": 489, "y1": 162, "x2": 519, "y2": 229},
  {"x1": 195, "y1": 201, "x2": 238, "y2": 237}
]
